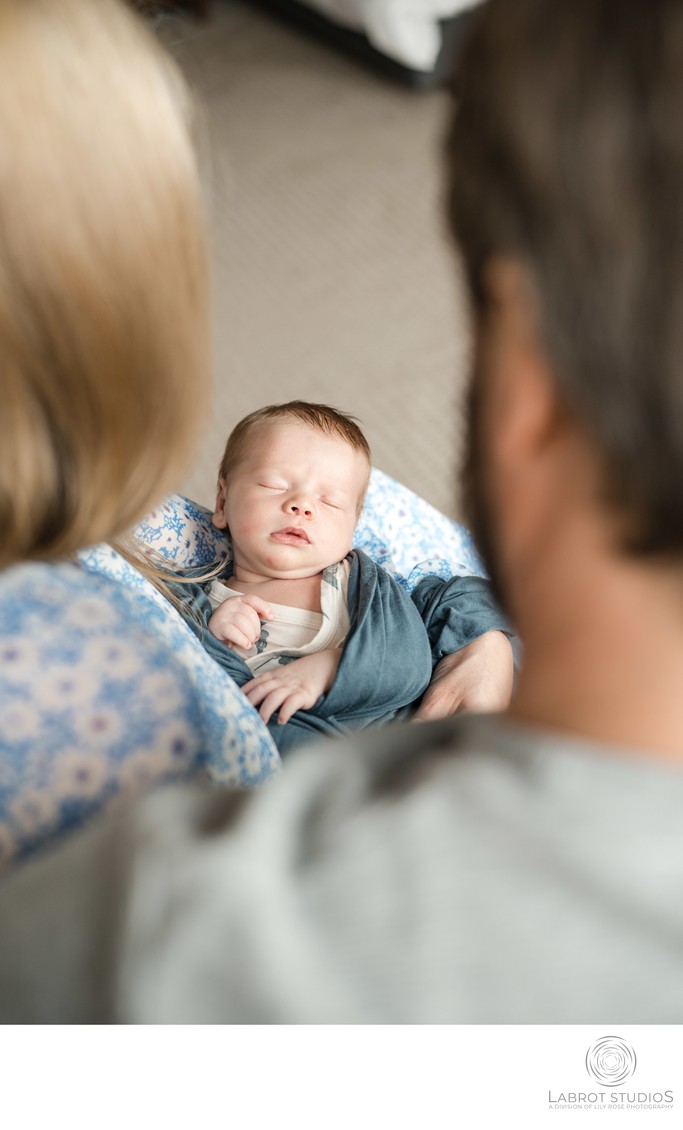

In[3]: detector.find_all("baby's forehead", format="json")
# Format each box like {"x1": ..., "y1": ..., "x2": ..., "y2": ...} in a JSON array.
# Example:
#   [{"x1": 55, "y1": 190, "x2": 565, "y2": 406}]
[
  {"x1": 246, "y1": 420, "x2": 363, "y2": 461},
  {"x1": 238, "y1": 420, "x2": 370, "y2": 496}
]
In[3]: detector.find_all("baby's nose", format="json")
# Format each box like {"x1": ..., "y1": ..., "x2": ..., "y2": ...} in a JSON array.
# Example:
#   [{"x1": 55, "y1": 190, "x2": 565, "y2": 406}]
[{"x1": 288, "y1": 498, "x2": 313, "y2": 517}]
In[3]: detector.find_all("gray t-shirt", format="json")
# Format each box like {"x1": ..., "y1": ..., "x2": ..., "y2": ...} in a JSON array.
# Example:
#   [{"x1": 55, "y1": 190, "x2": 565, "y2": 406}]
[{"x1": 1, "y1": 714, "x2": 682, "y2": 1022}]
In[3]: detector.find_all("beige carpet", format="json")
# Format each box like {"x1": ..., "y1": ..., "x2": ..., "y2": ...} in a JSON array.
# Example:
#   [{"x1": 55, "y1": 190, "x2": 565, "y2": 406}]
[{"x1": 154, "y1": 0, "x2": 471, "y2": 521}]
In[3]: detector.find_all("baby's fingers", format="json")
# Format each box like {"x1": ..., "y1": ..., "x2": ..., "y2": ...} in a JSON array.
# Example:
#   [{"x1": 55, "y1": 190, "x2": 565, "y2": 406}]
[
  {"x1": 254, "y1": 685, "x2": 291, "y2": 725},
  {"x1": 242, "y1": 676, "x2": 308, "y2": 725},
  {"x1": 222, "y1": 623, "x2": 257, "y2": 650},
  {"x1": 241, "y1": 674, "x2": 278, "y2": 702},
  {"x1": 276, "y1": 690, "x2": 309, "y2": 725},
  {"x1": 240, "y1": 595, "x2": 273, "y2": 621},
  {"x1": 242, "y1": 676, "x2": 285, "y2": 719},
  {"x1": 216, "y1": 607, "x2": 263, "y2": 646}
]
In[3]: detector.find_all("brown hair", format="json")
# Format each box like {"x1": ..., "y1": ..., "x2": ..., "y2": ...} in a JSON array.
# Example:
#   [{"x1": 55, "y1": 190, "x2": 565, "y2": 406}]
[
  {"x1": 0, "y1": 0, "x2": 210, "y2": 567},
  {"x1": 218, "y1": 401, "x2": 372, "y2": 513},
  {"x1": 447, "y1": 0, "x2": 683, "y2": 557}
]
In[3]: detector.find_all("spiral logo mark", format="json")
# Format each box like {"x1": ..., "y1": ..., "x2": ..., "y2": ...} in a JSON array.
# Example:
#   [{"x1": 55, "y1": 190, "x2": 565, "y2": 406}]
[{"x1": 586, "y1": 1037, "x2": 637, "y2": 1086}]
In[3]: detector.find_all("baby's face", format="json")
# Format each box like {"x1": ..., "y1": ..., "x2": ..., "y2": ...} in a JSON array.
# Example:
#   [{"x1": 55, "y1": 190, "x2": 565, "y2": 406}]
[{"x1": 213, "y1": 421, "x2": 369, "y2": 581}]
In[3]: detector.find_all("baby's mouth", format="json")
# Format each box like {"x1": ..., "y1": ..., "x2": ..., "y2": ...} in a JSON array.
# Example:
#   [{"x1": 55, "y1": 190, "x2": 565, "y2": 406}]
[{"x1": 271, "y1": 527, "x2": 311, "y2": 546}]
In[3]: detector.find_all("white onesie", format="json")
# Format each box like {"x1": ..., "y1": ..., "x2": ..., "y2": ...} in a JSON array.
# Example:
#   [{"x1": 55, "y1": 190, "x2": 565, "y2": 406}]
[{"x1": 208, "y1": 560, "x2": 351, "y2": 676}]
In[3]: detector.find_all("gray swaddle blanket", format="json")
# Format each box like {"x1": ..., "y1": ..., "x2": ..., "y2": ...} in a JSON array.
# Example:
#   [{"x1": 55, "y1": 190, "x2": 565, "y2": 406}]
[{"x1": 172, "y1": 550, "x2": 509, "y2": 754}]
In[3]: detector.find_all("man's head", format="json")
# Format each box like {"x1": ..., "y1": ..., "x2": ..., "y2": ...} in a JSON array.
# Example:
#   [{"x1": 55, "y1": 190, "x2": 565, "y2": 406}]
[
  {"x1": 447, "y1": 0, "x2": 683, "y2": 610},
  {"x1": 212, "y1": 402, "x2": 371, "y2": 580}
]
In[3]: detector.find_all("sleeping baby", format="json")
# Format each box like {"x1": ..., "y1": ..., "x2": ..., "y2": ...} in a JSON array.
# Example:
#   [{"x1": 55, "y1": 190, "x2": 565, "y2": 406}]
[{"x1": 172, "y1": 400, "x2": 514, "y2": 754}]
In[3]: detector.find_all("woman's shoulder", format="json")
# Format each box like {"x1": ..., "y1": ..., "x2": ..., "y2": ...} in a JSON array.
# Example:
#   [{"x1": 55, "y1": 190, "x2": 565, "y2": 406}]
[
  {"x1": 0, "y1": 560, "x2": 203, "y2": 670},
  {"x1": 0, "y1": 562, "x2": 278, "y2": 871},
  {"x1": 0, "y1": 559, "x2": 123, "y2": 611},
  {"x1": 0, "y1": 563, "x2": 205, "y2": 864}
]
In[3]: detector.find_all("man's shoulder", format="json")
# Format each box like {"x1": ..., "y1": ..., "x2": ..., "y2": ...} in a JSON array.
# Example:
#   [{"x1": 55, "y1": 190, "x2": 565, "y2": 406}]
[
  {"x1": 244, "y1": 713, "x2": 682, "y2": 844},
  {"x1": 116, "y1": 714, "x2": 683, "y2": 1022},
  {"x1": 294, "y1": 714, "x2": 528, "y2": 805},
  {"x1": 204, "y1": 714, "x2": 529, "y2": 849}
]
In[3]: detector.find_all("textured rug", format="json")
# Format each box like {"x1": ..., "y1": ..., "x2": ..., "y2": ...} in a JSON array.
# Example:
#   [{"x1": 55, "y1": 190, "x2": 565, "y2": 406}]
[{"x1": 155, "y1": 0, "x2": 472, "y2": 521}]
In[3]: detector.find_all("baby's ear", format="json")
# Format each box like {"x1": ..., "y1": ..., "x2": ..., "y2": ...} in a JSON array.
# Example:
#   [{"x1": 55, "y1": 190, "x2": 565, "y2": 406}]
[{"x1": 211, "y1": 478, "x2": 228, "y2": 530}]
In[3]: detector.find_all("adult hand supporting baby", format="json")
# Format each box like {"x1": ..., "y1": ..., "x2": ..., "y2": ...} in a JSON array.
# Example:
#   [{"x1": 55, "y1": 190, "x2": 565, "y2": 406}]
[
  {"x1": 242, "y1": 649, "x2": 342, "y2": 725},
  {"x1": 413, "y1": 630, "x2": 514, "y2": 721}
]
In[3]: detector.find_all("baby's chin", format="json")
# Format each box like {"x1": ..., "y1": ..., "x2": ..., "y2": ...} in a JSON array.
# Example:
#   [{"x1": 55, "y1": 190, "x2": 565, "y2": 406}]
[
  {"x1": 255, "y1": 551, "x2": 327, "y2": 579},
  {"x1": 265, "y1": 563, "x2": 326, "y2": 579},
  {"x1": 237, "y1": 540, "x2": 353, "y2": 580}
]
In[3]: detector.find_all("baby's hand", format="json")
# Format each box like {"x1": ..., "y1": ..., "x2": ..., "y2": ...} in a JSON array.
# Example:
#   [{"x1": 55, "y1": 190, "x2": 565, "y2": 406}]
[
  {"x1": 208, "y1": 595, "x2": 272, "y2": 650},
  {"x1": 242, "y1": 649, "x2": 342, "y2": 725}
]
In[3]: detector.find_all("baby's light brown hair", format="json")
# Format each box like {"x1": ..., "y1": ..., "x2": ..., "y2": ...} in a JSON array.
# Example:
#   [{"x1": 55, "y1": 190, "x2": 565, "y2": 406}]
[{"x1": 218, "y1": 401, "x2": 372, "y2": 515}]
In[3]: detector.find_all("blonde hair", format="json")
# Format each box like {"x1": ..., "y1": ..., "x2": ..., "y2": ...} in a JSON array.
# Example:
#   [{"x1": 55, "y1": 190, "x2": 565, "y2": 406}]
[
  {"x1": 219, "y1": 401, "x2": 372, "y2": 514},
  {"x1": 0, "y1": 0, "x2": 210, "y2": 567}
]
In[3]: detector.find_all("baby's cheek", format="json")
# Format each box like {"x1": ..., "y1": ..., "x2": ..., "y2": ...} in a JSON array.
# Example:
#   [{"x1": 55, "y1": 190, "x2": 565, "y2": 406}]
[{"x1": 235, "y1": 517, "x2": 263, "y2": 540}]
